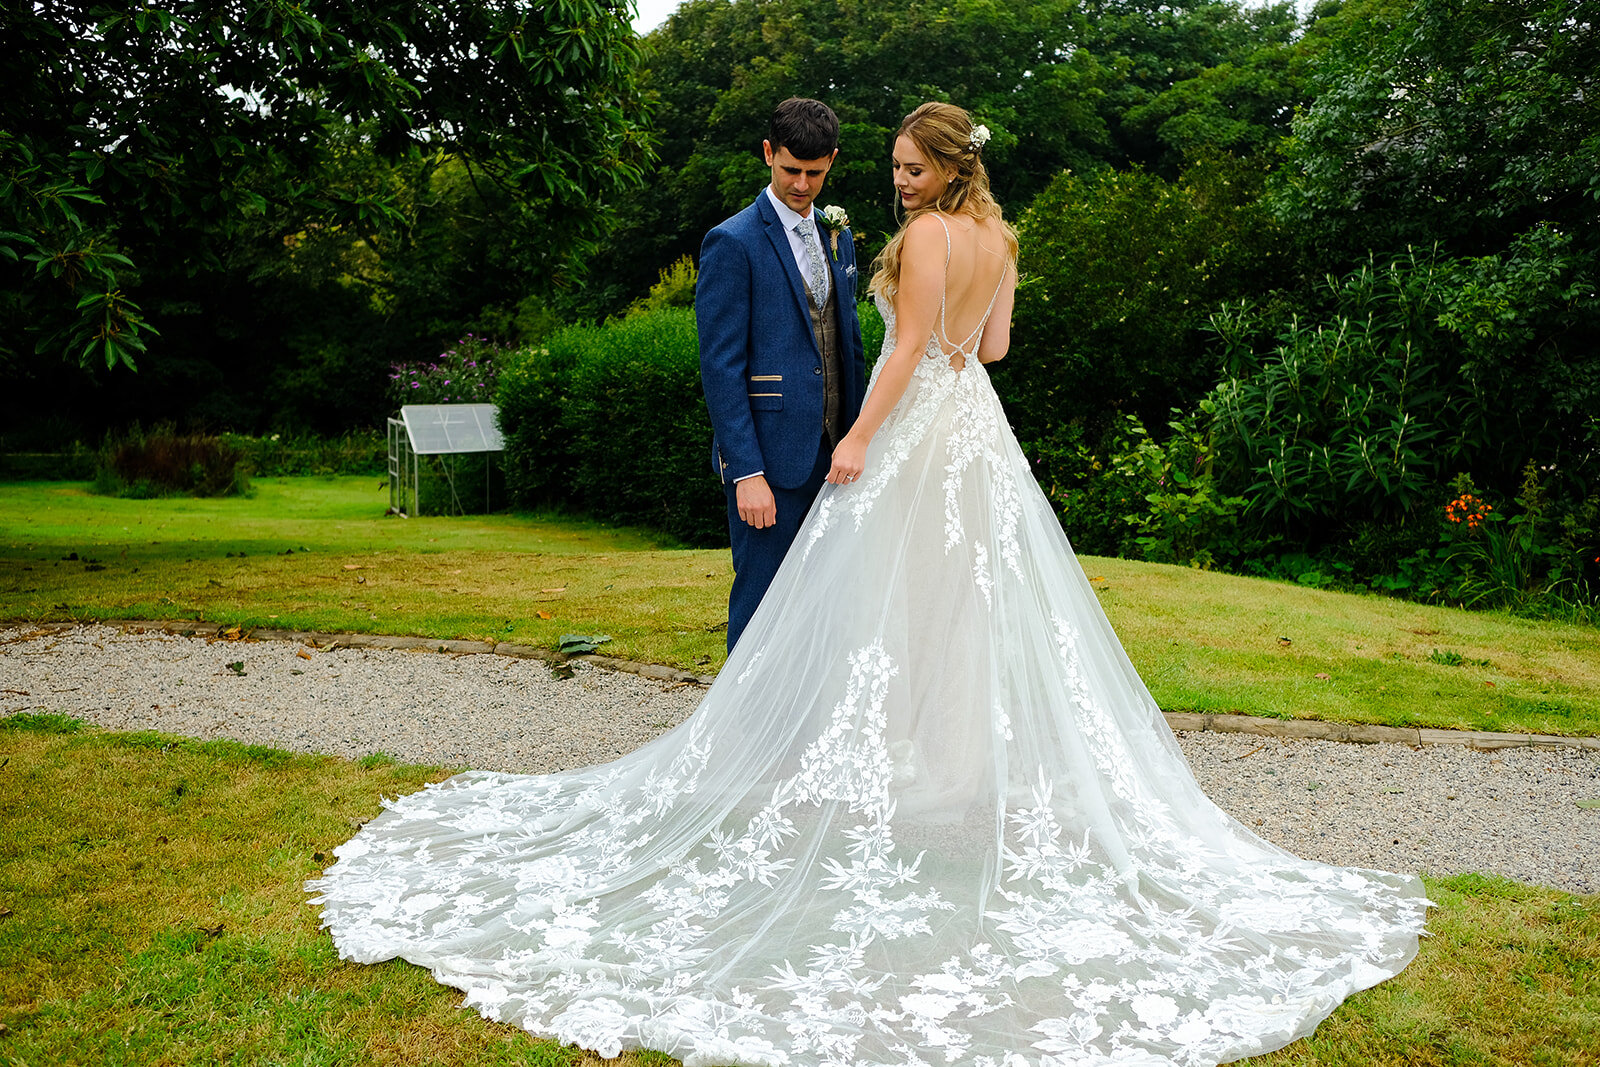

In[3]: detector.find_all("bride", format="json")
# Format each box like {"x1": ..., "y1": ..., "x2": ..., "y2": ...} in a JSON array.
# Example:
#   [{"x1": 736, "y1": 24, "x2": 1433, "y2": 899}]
[{"x1": 308, "y1": 102, "x2": 1427, "y2": 1067}]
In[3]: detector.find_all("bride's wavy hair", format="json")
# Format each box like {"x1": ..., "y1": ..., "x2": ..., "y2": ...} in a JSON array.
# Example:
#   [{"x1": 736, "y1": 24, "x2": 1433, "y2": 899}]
[{"x1": 870, "y1": 102, "x2": 1018, "y2": 299}]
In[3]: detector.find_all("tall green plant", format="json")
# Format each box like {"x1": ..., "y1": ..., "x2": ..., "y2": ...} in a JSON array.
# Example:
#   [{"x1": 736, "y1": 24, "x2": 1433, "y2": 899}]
[
  {"x1": 1109, "y1": 408, "x2": 1252, "y2": 569},
  {"x1": 1208, "y1": 230, "x2": 1598, "y2": 546},
  {"x1": 1207, "y1": 249, "x2": 1465, "y2": 532}
]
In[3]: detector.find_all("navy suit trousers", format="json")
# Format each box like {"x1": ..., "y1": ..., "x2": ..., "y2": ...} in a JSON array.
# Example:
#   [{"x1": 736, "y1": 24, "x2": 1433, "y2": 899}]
[{"x1": 723, "y1": 435, "x2": 831, "y2": 653}]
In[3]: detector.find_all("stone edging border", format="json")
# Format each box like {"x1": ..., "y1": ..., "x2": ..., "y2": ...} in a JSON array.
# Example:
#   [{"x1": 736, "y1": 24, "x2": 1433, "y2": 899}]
[{"x1": 13, "y1": 619, "x2": 1600, "y2": 754}]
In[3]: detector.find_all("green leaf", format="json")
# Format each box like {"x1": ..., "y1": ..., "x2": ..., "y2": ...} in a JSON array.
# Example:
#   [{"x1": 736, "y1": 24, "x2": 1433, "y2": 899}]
[{"x1": 557, "y1": 633, "x2": 612, "y2": 654}]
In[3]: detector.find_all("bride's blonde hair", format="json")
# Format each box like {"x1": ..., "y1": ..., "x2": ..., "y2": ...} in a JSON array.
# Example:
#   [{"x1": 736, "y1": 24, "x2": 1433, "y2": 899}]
[{"x1": 870, "y1": 102, "x2": 1018, "y2": 299}]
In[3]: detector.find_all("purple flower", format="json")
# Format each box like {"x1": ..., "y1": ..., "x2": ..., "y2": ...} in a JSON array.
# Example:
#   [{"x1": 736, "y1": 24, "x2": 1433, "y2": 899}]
[{"x1": 411, "y1": 382, "x2": 421, "y2": 389}]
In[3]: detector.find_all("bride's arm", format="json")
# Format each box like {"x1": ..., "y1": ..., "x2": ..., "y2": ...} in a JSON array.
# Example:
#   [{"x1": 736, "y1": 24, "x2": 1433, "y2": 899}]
[
  {"x1": 976, "y1": 267, "x2": 1016, "y2": 364},
  {"x1": 826, "y1": 215, "x2": 946, "y2": 485}
]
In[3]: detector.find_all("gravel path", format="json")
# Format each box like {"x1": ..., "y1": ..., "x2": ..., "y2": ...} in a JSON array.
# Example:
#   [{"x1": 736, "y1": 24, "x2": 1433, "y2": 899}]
[{"x1": 3, "y1": 624, "x2": 1595, "y2": 895}]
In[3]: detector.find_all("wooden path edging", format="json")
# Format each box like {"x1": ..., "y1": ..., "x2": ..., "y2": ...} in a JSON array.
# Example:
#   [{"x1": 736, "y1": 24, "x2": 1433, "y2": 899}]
[{"x1": 14, "y1": 618, "x2": 1600, "y2": 754}]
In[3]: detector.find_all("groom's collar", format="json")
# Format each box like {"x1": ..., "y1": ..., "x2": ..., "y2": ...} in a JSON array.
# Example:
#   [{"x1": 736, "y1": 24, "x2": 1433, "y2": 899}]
[{"x1": 763, "y1": 185, "x2": 814, "y2": 231}]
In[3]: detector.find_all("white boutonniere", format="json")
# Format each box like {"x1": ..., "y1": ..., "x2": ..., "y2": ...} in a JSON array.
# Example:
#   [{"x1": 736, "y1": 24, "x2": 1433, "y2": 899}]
[{"x1": 820, "y1": 204, "x2": 849, "y2": 257}]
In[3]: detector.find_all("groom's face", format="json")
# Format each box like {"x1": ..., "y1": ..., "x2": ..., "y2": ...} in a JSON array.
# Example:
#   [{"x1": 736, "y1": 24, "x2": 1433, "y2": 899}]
[{"x1": 764, "y1": 140, "x2": 837, "y2": 216}]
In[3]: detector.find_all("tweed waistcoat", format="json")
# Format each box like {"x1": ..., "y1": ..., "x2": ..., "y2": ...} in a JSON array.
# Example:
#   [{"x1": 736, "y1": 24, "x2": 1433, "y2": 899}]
[{"x1": 804, "y1": 276, "x2": 844, "y2": 447}]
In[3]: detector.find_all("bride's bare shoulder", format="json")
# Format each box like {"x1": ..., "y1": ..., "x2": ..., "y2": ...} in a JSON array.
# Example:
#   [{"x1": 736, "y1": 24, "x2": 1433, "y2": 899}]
[{"x1": 906, "y1": 212, "x2": 950, "y2": 238}]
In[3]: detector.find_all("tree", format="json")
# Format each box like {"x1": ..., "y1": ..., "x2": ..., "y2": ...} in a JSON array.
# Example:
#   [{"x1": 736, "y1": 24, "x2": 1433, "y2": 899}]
[
  {"x1": 1, "y1": 0, "x2": 653, "y2": 374},
  {"x1": 1273, "y1": 0, "x2": 1600, "y2": 271},
  {"x1": 578, "y1": 0, "x2": 1300, "y2": 319},
  {"x1": 1078, "y1": 0, "x2": 1300, "y2": 170}
]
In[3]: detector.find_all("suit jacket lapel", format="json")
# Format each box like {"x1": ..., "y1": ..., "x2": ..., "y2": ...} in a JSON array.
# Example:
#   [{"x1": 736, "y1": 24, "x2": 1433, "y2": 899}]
[{"x1": 757, "y1": 195, "x2": 820, "y2": 348}]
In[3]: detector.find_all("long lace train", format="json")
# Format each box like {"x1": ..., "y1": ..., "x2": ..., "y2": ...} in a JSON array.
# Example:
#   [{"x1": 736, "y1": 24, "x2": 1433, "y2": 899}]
[{"x1": 307, "y1": 292, "x2": 1427, "y2": 1067}]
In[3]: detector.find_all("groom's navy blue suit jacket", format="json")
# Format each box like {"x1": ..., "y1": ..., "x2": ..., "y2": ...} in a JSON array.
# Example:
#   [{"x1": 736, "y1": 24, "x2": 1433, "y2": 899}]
[{"x1": 697, "y1": 193, "x2": 867, "y2": 489}]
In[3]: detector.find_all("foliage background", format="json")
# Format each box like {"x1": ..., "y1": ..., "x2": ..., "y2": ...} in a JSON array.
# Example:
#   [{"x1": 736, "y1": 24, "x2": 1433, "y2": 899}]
[{"x1": 4, "y1": 0, "x2": 1597, "y2": 614}]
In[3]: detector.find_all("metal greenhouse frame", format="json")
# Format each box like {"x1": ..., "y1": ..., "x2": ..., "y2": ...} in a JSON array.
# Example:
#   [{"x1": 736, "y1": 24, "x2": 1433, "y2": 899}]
[{"x1": 387, "y1": 403, "x2": 505, "y2": 516}]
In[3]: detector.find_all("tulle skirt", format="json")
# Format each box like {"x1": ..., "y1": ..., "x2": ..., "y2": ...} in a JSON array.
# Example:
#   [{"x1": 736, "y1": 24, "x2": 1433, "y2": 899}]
[{"x1": 308, "y1": 334, "x2": 1427, "y2": 1067}]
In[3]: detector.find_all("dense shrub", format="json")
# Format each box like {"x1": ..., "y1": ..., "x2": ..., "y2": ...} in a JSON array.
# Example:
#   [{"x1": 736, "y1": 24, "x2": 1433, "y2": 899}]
[
  {"x1": 1002, "y1": 154, "x2": 1285, "y2": 444},
  {"x1": 93, "y1": 425, "x2": 248, "y2": 497},
  {"x1": 624, "y1": 255, "x2": 698, "y2": 317},
  {"x1": 1024, "y1": 410, "x2": 1259, "y2": 570},
  {"x1": 497, "y1": 342, "x2": 579, "y2": 510},
  {"x1": 498, "y1": 310, "x2": 721, "y2": 545},
  {"x1": 560, "y1": 309, "x2": 724, "y2": 545}
]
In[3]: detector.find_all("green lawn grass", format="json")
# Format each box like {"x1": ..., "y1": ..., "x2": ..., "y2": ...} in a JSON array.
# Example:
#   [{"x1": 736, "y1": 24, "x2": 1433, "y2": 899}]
[
  {"x1": 3, "y1": 478, "x2": 1600, "y2": 735},
  {"x1": 1, "y1": 715, "x2": 1595, "y2": 1067}
]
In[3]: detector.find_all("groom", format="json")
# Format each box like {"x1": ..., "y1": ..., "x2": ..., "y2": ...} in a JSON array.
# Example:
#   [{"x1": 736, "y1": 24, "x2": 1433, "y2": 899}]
[{"x1": 697, "y1": 97, "x2": 867, "y2": 652}]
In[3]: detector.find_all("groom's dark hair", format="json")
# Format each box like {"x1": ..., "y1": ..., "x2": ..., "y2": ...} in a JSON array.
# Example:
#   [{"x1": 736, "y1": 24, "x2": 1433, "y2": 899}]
[{"x1": 769, "y1": 98, "x2": 839, "y2": 160}]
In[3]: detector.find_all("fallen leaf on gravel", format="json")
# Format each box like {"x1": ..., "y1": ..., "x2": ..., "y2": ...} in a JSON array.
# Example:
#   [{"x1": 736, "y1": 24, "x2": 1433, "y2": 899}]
[
  {"x1": 550, "y1": 662, "x2": 576, "y2": 680},
  {"x1": 1577, "y1": 799, "x2": 1600, "y2": 810},
  {"x1": 296, "y1": 648, "x2": 313, "y2": 660}
]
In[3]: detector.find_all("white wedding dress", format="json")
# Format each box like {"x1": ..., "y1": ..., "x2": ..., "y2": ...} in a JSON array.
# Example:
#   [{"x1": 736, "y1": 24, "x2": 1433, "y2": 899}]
[{"x1": 308, "y1": 243, "x2": 1428, "y2": 1067}]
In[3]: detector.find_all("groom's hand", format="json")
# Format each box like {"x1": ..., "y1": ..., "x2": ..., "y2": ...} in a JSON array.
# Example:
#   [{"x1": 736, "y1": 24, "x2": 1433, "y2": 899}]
[{"x1": 736, "y1": 475, "x2": 777, "y2": 529}]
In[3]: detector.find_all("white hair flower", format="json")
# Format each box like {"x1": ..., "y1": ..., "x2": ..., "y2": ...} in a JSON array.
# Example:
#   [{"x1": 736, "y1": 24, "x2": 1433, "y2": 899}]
[{"x1": 968, "y1": 124, "x2": 991, "y2": 151}]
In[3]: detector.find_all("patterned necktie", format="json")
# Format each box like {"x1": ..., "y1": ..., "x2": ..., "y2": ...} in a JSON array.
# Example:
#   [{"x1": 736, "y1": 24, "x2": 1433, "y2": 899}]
[{"x1": 795, "y1": 217, "x2": 829, "y2": 302}]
